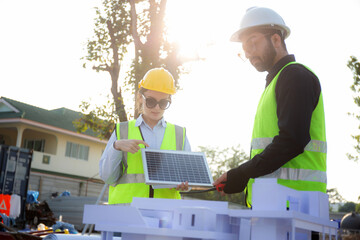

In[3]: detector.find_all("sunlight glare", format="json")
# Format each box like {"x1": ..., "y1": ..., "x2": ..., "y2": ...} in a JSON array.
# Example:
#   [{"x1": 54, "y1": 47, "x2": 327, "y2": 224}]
[{"x1": 165, "y1": 1, "x2": 216, "y2": 61}]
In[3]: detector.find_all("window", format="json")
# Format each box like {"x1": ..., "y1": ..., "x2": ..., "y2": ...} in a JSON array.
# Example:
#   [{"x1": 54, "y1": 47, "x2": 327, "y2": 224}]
[
  {"x1": 0, "y1": 135, "x2": 5, "y2": 145},
  {"x1": 23, "y1": 139, "x2": 45, "y2": 152},
  {"x1": 65, "y1": 141, "x2": 89, "y2": 160},
  {"x1": 42, "y1": 155, "x2": 50, "y2": 164}
]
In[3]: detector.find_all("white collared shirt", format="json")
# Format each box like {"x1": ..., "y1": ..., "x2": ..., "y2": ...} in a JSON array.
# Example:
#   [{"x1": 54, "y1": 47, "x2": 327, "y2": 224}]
[{"x1": 99, "y1": 115, "x2": 191, "y2": 184}]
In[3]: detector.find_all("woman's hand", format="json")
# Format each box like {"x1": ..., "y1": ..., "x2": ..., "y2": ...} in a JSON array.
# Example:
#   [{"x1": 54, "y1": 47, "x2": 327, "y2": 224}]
[
  {"x1": 176, "y1": 181, "x2": 189, "y2": 191},
  {"x1": 114, "y1": 139, "x2": 149, "y2": 154}
]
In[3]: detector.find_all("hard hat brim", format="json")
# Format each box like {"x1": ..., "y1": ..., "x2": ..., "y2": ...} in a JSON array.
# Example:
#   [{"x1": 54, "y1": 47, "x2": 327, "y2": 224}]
[
  {"x1": 139, "y1": 85, "x2": 176, "y2": 95},
  {"x1": 230, "y1": 24, "x2": 291, "y2": 42},
  {"x1": 230, "y1": 29, "x2": 244, "y2": 42}
]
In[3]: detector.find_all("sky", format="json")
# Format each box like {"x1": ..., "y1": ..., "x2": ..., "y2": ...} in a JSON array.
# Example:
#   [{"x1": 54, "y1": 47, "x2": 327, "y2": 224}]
[{"x1": 1, "y1": 0, "x2": 360, "y2": 202}]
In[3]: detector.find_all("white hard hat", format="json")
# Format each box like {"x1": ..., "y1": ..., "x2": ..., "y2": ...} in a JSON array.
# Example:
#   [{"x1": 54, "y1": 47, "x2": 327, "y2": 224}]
[{"x1": 230, "y1": 7, "x2": 291, "y2": 42}]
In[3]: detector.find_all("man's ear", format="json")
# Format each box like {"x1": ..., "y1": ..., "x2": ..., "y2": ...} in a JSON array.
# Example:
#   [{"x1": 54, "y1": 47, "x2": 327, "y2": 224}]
[{"x1": 271, "y1": 34, "x2": 282, "y2": 49}]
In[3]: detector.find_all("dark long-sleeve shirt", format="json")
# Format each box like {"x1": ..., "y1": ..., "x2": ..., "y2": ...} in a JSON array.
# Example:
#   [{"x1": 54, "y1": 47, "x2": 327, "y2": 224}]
[{"x1": 224, "y1": 54, "x2": 321, "y2": 194}]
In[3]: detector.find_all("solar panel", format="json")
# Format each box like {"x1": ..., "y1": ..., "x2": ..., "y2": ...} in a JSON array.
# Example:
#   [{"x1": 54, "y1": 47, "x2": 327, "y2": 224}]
[{"x1": 141, "y1": 149, "x2": 214, "y2": 188}]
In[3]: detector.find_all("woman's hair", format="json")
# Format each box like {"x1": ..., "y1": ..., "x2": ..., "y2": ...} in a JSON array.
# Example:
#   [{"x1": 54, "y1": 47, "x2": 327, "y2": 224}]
[
  {"x1": 135, "y1": 88, "x2": 147, "y2": 116},
  {"x1": 135, "y1": 88, "x2": 147, "y2": 118}
]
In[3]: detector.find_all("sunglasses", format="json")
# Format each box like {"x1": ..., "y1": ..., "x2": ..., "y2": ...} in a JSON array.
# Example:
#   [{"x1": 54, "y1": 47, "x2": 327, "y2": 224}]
[{"x1": 142, "y1": 94, "x2": 171, "y2": 110}]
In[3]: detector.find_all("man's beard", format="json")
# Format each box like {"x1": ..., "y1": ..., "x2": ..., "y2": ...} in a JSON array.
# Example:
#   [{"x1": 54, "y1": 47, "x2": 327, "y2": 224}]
[{"x1": 251, "y1": 39, "x2": 277, "y2": 72}]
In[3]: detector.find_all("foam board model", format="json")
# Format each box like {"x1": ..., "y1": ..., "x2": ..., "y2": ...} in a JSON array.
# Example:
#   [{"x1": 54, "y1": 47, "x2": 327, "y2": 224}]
[{"x1": 83, "y1": 178, "x2": 338, "y2": 240}]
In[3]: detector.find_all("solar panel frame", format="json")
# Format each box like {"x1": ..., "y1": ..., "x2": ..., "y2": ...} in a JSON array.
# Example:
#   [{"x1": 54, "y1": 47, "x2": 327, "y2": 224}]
[{"x1": 141, "y1": 149, "x2": 214, "y2": 188}]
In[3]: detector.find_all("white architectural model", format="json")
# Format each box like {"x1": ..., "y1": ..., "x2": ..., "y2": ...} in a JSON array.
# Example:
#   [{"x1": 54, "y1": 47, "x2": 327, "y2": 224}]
[{"x1": 83, "y1": 178, "x2": 338, "y2": 240}]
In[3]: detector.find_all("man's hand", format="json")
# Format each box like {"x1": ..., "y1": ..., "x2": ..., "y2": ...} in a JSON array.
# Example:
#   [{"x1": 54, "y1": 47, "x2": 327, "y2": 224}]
[
  {"x1": 114, "y1": 139, "x2": 149, "y2": 154},
  {"x1": 213, "y1": 172, "x2": 227, "y2": 196}
]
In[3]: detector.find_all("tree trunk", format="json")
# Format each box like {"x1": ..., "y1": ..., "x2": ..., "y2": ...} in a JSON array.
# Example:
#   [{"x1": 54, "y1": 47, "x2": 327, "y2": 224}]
[
  {"x1": 130, "y1": 0, "x2": 168, "y2": 118},
  {"x1": 107, "y1": 19, "x2": 128, "y2": 122}
]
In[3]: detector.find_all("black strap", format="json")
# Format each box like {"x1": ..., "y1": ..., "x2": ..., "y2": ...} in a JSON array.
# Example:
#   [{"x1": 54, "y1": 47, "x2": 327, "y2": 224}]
[
  {"x1": 180, "y1": 187, "x2": 216, "y2": 194},
  {"x1": 138, "y1": 126, "x2": 154, "y2": 198},
  {"x1": 149, "y1": 185, "x2": 154, "y2": 198},
  {"x1": 246, "y1": 147, "x2": 252, "y2": 209},
  {"x1": 138, "y1": 126, "x2": 145, "y2": 143}
]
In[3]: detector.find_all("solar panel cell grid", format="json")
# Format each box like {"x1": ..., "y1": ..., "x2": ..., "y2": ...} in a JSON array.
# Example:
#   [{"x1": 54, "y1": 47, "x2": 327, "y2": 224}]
[{"x1": 142, "y1": 149, "x2": 213, "y2": 187}]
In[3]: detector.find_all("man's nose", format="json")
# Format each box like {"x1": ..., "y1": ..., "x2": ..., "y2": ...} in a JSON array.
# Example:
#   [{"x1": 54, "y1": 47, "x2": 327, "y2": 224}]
[{"x1": 244, "y1": 49, "x2": 252, "y2": 59}]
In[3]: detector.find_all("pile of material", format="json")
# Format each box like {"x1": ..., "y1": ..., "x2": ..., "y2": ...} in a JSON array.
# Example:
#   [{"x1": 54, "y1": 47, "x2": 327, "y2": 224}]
[
  {"x1": 25, "y1": 200, "x2": 57, "y2": 229},
  {"x1": 0, "y1": 221, "x2": 41, "y2": 240},
  {"x1": 340, "y1": 212, "x2": 360, "y2": 240}
]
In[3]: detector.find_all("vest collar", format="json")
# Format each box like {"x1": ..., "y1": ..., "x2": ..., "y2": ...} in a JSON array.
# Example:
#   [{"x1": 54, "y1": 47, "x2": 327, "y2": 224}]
[
  {"x1": 265, "y1": 54, "x2": 296, "y2": 87},
  {"x1": 135, "y1": 114, "x2": 167, "y2": 128}
]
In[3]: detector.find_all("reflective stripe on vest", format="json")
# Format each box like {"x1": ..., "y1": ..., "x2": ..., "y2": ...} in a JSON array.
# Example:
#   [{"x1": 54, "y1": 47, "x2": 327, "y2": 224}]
[
  {"x1": 246, "y1": 62, "x2": 327, "y2": 207},
  {"x1": 251, "y1": 138, "x2": 327, "y2": 153},
  {"x1": 117, "y1": 122, "x2": 129, "y2": 174},
  {"x1": 251, "y1": 137, "x2": 327, "y2": 183},
  {"x1": 175, "y1": 124, "x2": 185, "y2": 151},
  {"x1": 260, "y1": 167, "x2": 327, "y2": 183},
  {"x1": 115, "y1": 173, "x2": 145, "y2": 184}
]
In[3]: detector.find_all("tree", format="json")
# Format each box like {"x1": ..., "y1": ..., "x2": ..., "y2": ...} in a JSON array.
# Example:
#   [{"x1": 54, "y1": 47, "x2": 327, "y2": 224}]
[
  {"x1": 75, "y1": 0, "x2": 184, "y2": 139},
  {"x1": 184, "y1": 145, "x2": 249, "y2": 207},
  {"x1": 83, "y1": 0, "x2": 131, "y2": 122},
  {"x1": 339, "y1": 202, "x2": 356, "y2": 213},
  {"x1": 128, "y1": 0, "x2": 183, "y2": 117},
  {"x1": 356, "y1": 203, "x2": 360, "y2": 213},
  {"x1": 327, "y1": 188, "x2": 346, "y2": 204},
  {"x1": 72, "y1": 96, "x2": 118, "y2": 139},
  {"x1": 347, "y1": 56, "x2": 360, "y2": 162},
  {"x1": 74, "y1": 0, "x2": 131, "y2": 139}
]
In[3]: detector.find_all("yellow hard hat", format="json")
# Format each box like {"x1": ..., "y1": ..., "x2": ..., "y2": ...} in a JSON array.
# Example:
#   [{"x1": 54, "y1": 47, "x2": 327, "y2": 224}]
[{"x1": 138, "y1": 68, "x2": 176, "y2": 95}]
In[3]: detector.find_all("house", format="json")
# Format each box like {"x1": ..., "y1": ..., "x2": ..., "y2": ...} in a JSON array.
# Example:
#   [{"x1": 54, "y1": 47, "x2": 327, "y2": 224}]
[{"x1": 0, "y1": 97, "x2": 108, "y2": 201}]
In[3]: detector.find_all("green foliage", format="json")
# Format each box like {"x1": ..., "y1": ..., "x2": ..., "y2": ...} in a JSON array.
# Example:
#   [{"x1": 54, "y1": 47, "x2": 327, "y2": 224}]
[
  {"x1": 327, "y1": 188, "x2": 346, "y2": 204},
  {"x1": 76, "y1": 0, "x2": 188, "y2": 136},
  {"x1": 184, "y1": 145, "x2": 249, "y2": 207},
  {"x1": 347, "y1": 56, "x2": 360, "y2": 162},
  {"x1": 356, "y1": 203, "x2": 360, "y2": 213},
  {"x1": 79, "y1": 0, "x2": 132, "y2": 126},
  {"x1": 73, "y1": 96, "x2": 118, "y2": 139},
  {"x1": 128, "y1": 0, "x2": 185, "y2": 117},
  {"x1": 82, "y1": 0, "x2": 131, "y2": 71},
  {"x1": 339, "y1": 202, "x2": 357, "y2": 213}
]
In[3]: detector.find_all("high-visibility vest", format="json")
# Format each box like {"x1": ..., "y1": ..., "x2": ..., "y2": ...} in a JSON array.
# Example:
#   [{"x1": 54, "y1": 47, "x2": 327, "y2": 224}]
[
  {"x1": 246, "y1": 62, "x2": 327, "y2": 207},
  {"x1": 108, "y1": 119, "x2": 186, "y2": 204}
]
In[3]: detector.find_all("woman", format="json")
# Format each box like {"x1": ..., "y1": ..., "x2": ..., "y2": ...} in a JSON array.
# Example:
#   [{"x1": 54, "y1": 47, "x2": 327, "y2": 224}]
[{"x1": 99, "y1": 68, "x2": 191, "y2": 204}]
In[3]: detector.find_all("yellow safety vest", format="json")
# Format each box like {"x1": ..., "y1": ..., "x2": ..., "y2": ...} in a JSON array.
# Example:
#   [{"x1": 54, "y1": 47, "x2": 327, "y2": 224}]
[
  {"x1": 246, "y1": 62, "x2": 327, "y2": 207},
  {"x1": 108, "y1": 119, "x2": 186, "y2": 204}
]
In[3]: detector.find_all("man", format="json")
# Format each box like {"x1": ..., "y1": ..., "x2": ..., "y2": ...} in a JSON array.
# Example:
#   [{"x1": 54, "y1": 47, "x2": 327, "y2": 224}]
[{"x1": 213, "y1": 6, "x2": 327, "y2": 212}]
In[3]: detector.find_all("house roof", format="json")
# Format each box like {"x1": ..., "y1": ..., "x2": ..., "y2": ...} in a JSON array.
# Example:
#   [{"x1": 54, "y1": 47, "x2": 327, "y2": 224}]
[{"x1": 0, "y1": 96, "x2": 99, "y2": 138}]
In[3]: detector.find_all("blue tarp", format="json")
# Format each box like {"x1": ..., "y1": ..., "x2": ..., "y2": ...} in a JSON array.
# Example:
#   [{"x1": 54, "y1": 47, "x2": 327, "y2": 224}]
[
  {"x1": 26, "y1": 190, "x2": 39, "y2": 204},
  {"x1": 59, "y1": 191, "x2": 71, "y2": 197},
  {"x1": 51, "y1": 221, "x2": 78, "y2": 234}
]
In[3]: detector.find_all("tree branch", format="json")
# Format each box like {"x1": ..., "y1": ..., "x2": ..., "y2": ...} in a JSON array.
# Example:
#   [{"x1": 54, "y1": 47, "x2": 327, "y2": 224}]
[
  {"x1": 92, "y1": 64, "x2": 110, "y2": 72},
  {"x1": 107, "y1": 17, "x2": 127, "y2": 122},
  {"x1": 129, "y1": 0, "x2": 143, "y2": 49}
]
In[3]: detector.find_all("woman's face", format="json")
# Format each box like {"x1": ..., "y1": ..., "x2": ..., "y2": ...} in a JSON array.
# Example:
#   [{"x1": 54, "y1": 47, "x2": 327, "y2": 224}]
[{"x1": 140, "y1": 89, "x2": 171, "y2": 125}]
